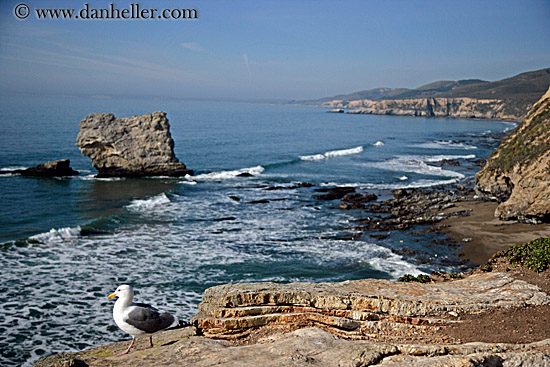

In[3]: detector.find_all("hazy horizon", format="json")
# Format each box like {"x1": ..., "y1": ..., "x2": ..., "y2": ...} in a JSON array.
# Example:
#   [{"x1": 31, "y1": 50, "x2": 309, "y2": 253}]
[{"x1": 1, "y1": 0, "x2": 549, "y2": 101}]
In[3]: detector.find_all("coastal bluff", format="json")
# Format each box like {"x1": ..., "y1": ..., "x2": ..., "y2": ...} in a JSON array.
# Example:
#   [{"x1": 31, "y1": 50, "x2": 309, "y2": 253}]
[
  {"x1": 476, "y1": 87, "x2": 550, "y2": 223},
  {"x1": 35, "y1": 272, "x2": 550, "y2": 366},
  {"x1": 345, "y1": 97, "x2": 519, "y2": 121},
  {"x1": 76, "y1": 111, "x2": 192, "y2": 178}
]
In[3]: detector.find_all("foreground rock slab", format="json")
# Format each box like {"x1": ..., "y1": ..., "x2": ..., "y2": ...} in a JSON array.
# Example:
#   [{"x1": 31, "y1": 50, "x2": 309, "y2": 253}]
[
  {"x1": 192, "y1": 272, "x2": 550, "y2": 341},
  {"x1": 76, "y1": 111, "x2": 192, "y2": 177},
  {"x1": 35, "y1": 327, "x2": 550, "y2": 367}
]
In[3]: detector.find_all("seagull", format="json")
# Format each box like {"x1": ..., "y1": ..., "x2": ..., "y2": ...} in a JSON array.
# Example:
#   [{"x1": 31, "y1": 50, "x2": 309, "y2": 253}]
[{"x1": 108, "y1": 284, "x2": 175, "y2": 356}]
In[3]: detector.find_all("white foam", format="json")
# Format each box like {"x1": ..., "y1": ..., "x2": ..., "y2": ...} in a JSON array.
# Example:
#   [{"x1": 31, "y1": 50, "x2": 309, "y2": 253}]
[
  {"x1": 193, "y1": 166, "x2": 265, "y2": 181},
  {"x1": 366, "y1": 178, "x2": 461, "y2": 190},
  {"x1": 300, "y1": 146, "x2": 363, "y2": 161},
  {"x1": 30, "y1": 226, "x2": 81, "y2": 244},
  {"x1": 411, "y1": 140, "x2": 477, "y2": 150},
  {"x1": 373, "y1": 141, "x2": 384, "y2": 147},
  {"x1": 126, "y1": 193, "x2": 171, "y2": 212},
  {"x1": 367, "y1": 155, "x2": 466, "y2": 179},
  {"x1": 0, "y1": 166, "x2": 27, "y2": 171},
  {"x1": 422, "y1": 154, "x2": 476, "y2": 162},
  {"x1": 366, "y1": 250, "x2": 424, "y2": 279},
  {"x1": 80, "y1": 174, "x2": 125, "y2": 181},
  {"x1": 398, "y1": 176, "x2": 408, "y2": 181}
]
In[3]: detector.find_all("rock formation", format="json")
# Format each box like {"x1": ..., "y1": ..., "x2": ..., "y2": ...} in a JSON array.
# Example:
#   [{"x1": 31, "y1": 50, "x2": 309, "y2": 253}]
[
  {"x1": 191, "y1": 272, "x2": 549, "y2": 341},
  {"x1": 76, "y1": 111, "x2": 192, "y2": 178},
  {"x1": 1, "y1": 159, "x2": 78, "y2": 177},
  {"x1": 476, "y1": 87, "x2": 550, "y2": 223},
  {"x1": 341, "y1": 97, "x2": 521, "y2": 121}
]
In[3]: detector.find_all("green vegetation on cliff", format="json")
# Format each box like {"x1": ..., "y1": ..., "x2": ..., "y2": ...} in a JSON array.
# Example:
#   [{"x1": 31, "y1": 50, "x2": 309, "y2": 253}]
[
  {"x1": 490, "y1": 238, "x2": 550, "y2": 273},
  {"x1": 487, "y1": 102, "x2": 550, "y2": 172}
]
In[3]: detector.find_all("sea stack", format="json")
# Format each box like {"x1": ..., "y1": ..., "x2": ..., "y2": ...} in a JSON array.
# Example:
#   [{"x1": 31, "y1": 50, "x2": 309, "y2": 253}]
[
  {"x1": 476, "y1": 87, "x2": 550, "y2": 223},
  {"x1": 76, "y1": 111, "x2": 193, "y2": 178}
]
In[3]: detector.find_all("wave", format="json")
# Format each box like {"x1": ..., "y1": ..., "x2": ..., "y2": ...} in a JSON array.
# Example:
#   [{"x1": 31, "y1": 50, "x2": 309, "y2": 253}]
[
  {"x1": 373, "y1": 141, "x2": 384, "y2": 147},
  {"x1": 191, "y1": 166, "x2": 265, "y2": 181},
  {"x1": 300, "y1": 146, "x2": 363, "y2": 161},
  {"x1": 320, "y1": 178, "x2": 461, "y2": 190},
  {"x1": 80, "y1": 174, "x2": 126, "y2": 181},
  {"x1": 0, "y1": 166, "x2": 27, "y2": 171},
  {"x1": 126, "y1": 193, "x2": 171, "y2": 212},
  {"x1": 411, "y1": 140, "x2": 477, "y2": 150},
  {"x1": 367, "y1": 154, "x2": 475, "y2": 179},
  {"x1": 30, "y1": 226, "x2": 81, "y2": 244}
]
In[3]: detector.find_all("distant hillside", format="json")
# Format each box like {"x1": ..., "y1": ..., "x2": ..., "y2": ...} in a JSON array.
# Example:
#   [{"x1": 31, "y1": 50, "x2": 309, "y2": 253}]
[{"x1": 302, "y1": 68, "x2": 550, "y2": 121}]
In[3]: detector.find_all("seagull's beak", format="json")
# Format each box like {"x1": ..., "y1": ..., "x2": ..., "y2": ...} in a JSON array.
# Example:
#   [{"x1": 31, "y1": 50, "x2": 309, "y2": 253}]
[{"x1": 108, "y1": 293, "x2": 117, "y2": 299}]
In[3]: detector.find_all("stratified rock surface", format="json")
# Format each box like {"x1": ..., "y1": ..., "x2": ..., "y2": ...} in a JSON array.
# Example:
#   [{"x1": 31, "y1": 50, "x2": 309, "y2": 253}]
[
  {"x1": 476, "y1": 87, "x2": 550, "y2": 223},
  {"x1": 76, "y1": 111, "x2": 192, "y2": 177},
  {"x1": 192, "y1": 272, "x2": 549, "y2": 341}
]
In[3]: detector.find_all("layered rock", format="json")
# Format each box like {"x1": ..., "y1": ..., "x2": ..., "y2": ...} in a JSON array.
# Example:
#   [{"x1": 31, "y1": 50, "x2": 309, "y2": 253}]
[
  {"x1": 76, "y1": 111, "x2": 192, "y2": 177},
  {"x1": 1, "y1": 159, "x2": 78, "y2": 177},
  {"x1": 191, "y1": 272, "x2": 549, "y2": 341},
  {"x1": 476, "y1": 87, "x2": 550, "y2": 223},
  {"x1": 340, "y1": 97, "x2": 522, "y2": 121}
]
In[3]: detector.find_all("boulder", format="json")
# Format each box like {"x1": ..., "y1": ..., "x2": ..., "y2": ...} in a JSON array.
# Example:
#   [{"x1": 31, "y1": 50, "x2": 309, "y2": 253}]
[
  {"x1": 1, "y1": 159, "x2": 78, "y2": 177},
  {"x1": 476, "y1": 87, "x2": 550, "y2": 223},
  {"x1": 76, "y1": 111, "x2": 192, "y2": 178}
]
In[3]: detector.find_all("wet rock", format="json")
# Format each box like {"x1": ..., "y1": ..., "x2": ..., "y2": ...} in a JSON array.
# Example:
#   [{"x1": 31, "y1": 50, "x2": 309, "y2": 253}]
[
  {"x1": 236, "y1": 172, "x2": 253, "y2": 177},
  {"x1": 249, "y1": 199, "x2": 270, "y2": 204},
  {"x1": 357, "y1": 188, "x2": 474, "y2": 233},
  {"x1": 1, "y1": 159, "x2": 78, "y2": 177},
  {"x1": 76, "y1": 112, "x2": 192, "y2": 178},
  {"x1": 314, "y1": 187, "x2": 355, "y2": 201},
  {"x1": 340, "y1": 192, "x2": 378, "y2": 209},
  {"x1": 439, "y1": 159, "x2": 460, "y2": 167}
]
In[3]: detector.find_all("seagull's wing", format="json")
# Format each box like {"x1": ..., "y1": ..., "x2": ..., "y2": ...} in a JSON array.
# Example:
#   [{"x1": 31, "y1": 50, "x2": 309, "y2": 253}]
[{"x1": 124, "y1": 304, "x2": 175, "y2": 334}]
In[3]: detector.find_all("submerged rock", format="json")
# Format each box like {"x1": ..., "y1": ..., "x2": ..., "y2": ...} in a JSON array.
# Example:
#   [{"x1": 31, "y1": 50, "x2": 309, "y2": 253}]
[
  {"x1": 76, "y1": 111, "x2": 193, "y2": 178},
  {"x1": 1, "y1": 159, "x2": 78, "y2": 177},
  {"x1": 476, "y1": 87, "x2": 550, "y2": 223}
]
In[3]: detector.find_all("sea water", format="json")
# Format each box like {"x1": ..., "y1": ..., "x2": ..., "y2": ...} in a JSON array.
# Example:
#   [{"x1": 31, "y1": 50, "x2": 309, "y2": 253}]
[{"x1": 0, "y1": 94, "x2": 514, "y2": 366}]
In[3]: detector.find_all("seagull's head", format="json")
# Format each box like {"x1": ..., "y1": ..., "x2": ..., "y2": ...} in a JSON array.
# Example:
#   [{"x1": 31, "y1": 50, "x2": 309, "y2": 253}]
[{"x1": 108, "y1": 284, "x2": 134, "y2": 300}]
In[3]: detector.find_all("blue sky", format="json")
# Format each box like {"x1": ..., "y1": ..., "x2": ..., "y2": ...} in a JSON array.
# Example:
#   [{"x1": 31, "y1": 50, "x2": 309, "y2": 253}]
[{"x1": 0, "y1": 0, "x2": 549, "y2": 100}]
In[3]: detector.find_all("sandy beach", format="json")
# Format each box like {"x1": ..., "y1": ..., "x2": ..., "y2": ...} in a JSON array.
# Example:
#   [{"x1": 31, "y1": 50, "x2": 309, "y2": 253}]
[{"x1": 439, "y1": 200, "x2": 550, "y2": 265}]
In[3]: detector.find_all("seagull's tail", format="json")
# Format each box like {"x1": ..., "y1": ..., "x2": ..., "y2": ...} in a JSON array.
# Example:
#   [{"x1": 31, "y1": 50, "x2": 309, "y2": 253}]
[{"x1": 165, "y1": 319, "x2": 193, "y2": 331}]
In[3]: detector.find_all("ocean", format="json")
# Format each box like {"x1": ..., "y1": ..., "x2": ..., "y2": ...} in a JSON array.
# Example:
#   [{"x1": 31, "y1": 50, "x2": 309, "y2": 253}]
[{"x1": 0, "y1": 94, "x2": 513, "y2": 366}]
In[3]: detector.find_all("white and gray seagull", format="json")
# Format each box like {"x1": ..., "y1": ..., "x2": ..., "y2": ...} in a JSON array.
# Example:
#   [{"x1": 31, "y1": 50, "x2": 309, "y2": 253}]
[{"x1": 108, "y1": 284, "x2": 175, "y2": 356}]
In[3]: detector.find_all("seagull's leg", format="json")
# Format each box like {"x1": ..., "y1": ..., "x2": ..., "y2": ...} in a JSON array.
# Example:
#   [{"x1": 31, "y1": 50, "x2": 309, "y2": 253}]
[
  {"x1": 117, "y1": 337, "x2": 136, "y2": 356},
  {"x1": 148, "y1": 335, "x2": 154, "y2": 348}
]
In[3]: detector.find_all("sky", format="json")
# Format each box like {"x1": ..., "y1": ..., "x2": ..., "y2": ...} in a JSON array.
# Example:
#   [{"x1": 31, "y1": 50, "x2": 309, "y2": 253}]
[{"x1": 0, "y1": 0, "x2": 549, "y2": 100}]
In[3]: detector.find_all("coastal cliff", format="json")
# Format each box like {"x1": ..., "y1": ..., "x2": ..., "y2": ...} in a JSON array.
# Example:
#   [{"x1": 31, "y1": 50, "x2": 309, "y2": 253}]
[
  {"x1": 308, "y1": 68, "x2": 550, "y2": 122},
  {"x1": 340, "y1": 97, "x2": 520, "y2": 121},
  {"x1": 76, "y1": 111, "x2": 193, "y2": 178},
  {"x1": 476, "y1": 87, "x2": 550, "y2": 223}
]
